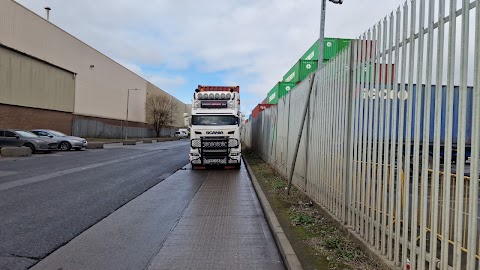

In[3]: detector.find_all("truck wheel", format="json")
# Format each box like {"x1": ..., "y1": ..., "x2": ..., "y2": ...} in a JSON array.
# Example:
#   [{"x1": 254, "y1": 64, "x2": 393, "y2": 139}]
[{"x1": 235, "y1": 161, "x2": 241, "y2": 170}]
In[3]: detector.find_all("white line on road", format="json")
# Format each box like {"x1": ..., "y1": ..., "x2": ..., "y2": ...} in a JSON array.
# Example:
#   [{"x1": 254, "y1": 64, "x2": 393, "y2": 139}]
[
  {"x1": 0, "y1": 151, "x2": 163, "y2": 192},
  {"x1": 0, "y1": 171, "x2": 19, "y2": 177}
]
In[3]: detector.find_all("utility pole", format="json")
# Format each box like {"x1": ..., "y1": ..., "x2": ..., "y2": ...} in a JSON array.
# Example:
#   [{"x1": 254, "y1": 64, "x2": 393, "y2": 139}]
[
  {"x1": 319, "y1": 0, "x2": 343, "y2": 68},
  {"x1": 319, "y1": 0, "x2": 326, "y2": 69}
]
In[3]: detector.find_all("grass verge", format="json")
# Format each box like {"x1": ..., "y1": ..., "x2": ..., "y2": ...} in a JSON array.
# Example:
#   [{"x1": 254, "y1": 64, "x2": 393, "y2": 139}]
[{"x1": 244, "y1": 149, "x2": 386, "y2": 270}]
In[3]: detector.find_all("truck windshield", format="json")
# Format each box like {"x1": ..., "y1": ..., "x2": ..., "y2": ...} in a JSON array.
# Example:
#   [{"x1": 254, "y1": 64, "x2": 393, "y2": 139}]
[{"x1": 192, "y1": 115, "x2": 238, "y2": 126}]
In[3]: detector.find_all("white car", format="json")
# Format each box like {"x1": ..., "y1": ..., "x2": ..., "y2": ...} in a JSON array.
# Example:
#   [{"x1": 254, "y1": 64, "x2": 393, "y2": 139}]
[{"x1": 174, "y1": 130, "x2": 189, "y2": 139}]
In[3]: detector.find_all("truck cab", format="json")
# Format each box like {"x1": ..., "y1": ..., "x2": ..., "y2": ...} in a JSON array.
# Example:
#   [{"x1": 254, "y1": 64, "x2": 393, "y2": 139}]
[{"x1": 185, "y1": 85, "x2": 243, "y2": 169}]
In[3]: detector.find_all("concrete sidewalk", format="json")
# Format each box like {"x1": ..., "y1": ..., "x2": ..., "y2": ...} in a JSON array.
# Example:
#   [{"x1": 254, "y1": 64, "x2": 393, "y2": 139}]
[{"x1": 31, "y1": 164, "x2": 284, "y2": 270}]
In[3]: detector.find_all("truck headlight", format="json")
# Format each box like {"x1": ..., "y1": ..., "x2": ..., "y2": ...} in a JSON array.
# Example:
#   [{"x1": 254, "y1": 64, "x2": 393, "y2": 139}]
[
  {"x1": 194, "y1": 101, "x2": 200, "y2": 108},
  {"x1": 228, "y1": 138, "x2": 239, "y2": 148},
  {"x1": 191, "y1": 139, "x2": 201, "y2": 148},
  {"x1": 228, "y1": 101, "x2": 234, "y2": 108}
]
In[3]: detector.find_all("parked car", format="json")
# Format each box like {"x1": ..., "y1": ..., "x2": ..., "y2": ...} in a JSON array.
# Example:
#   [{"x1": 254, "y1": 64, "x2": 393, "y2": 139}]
[
  {"x1": 0, "y1": 129, "x2": 58, "y2": 153},
  {"x1": 30, "y1": 129, "x2": 88, "y2": 151},
  {"x1": 174, "y1": 130, "x2": 189, "y2": 139}
]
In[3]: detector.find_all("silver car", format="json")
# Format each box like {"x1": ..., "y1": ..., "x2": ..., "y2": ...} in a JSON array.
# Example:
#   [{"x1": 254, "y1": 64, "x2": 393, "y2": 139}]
[
  {"x1": 31, "y1": 129, "x2": 88, "y2": 151},
  {"x1": 0, "y1": 129, "x2": 59, "y2": 153}
]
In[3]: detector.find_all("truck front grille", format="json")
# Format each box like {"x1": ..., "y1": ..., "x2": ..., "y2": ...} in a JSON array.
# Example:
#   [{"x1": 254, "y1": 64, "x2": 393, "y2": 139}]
[{"x1": 202, "y1": 140, "x2": 228, "y2": 148}]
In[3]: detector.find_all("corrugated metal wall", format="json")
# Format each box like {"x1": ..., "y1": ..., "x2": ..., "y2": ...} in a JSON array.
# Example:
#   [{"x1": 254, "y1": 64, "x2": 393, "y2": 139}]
[
  {"x1": 246, "y1": 0, "x2": 480, "y2": 268},
  {"x1": 72, "y1": 117, "x2": 175, "y2": 139},
  {"x1": 0, "y1": 45, "x2": 75, "y2": 112}
]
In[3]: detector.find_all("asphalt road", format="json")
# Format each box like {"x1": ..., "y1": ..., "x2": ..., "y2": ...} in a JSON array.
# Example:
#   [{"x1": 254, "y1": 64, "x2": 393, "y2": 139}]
[{"x1": 0, "y1": 140, "x2": 190, "y2": 270}]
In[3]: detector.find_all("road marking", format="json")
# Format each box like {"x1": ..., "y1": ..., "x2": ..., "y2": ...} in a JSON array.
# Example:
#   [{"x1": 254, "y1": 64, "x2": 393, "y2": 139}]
[
  {"x1": 0, "y1": 150, "x2": 162, "y2": 192},
  {"x1": 0, "y1": 171, "x2": 18, "y2": 177}
]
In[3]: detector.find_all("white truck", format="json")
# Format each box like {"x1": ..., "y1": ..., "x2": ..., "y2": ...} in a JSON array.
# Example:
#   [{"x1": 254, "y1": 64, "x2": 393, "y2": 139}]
[{"x1": 184, "y1": 85, "x2": 243, "y2": 169}]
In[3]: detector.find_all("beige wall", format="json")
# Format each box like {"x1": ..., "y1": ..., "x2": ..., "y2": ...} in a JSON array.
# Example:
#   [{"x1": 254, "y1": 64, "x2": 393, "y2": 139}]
[
  {"x1": 0, "y1": 0, "x2": 164, "y2": 123},
  {"x1": 0, "y1": 45, "x2": 75, "y2": 112}
]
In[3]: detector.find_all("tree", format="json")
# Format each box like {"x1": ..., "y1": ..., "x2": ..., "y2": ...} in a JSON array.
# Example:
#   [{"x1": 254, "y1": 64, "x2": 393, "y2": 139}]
[{"x1": 146, "y1": 95, "x2": 179, "y2": 137}]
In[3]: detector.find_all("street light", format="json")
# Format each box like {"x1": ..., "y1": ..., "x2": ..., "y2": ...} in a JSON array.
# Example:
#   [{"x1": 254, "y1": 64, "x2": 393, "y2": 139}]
[
  {"x1": 125, "y1": 88, "x2": 139, "y2": 140},
  {"x1": 319, "y1": 0, "x2": 343, "y2": 69}
]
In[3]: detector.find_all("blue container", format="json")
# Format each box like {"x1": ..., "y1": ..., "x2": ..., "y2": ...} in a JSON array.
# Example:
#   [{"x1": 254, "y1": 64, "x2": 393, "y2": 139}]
[{"x1": 357, "y1": 84, "x2": 474, "y2": 159}]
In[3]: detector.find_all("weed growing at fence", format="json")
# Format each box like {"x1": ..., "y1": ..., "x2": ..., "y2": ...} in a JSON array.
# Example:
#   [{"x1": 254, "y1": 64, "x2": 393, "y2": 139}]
[{"x1": 244, "y1": 149, "x2": 386, "y2": 270}]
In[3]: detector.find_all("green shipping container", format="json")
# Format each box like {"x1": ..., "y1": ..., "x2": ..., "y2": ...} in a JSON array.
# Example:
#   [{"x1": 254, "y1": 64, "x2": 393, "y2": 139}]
[
  {"x1": 300, "y1": 38, "x2": 352, "y2": 61},
  {"x1": 267, "y1": 87, "x2": 278, "y2": 104},
  {"x1": 267, "y1": 82, "x2": 298, "y2": 104},
  {"x1": 283, "y1": 60, "x2": 318, "y2": 83},
  {"x1": 300, "y1": 38, "x2": 337, "y2": 61},
  {"x1": 277, "y1": 82, "x2": 297, "y2": 99},
  {"x1": 338, "y1": 38, "x2": 351, "y2": 51}
]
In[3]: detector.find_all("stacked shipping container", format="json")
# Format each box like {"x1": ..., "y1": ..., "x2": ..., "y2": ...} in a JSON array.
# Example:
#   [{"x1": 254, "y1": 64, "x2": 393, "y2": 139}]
[
  {"x1": 252, "y1": 104, "x2": 274, "y2": 119},
  {"x1": 266, "y1": 82, "x2": 298, "y2": 105},
  {"x1": 251, "y1": 37, "x2": 351, "y2": 118},
  {"x1": 300, "y1": 38, "x2": 351, "y2": 61},
  {"x1": 282, "y1": 60, "x2": 319, "y2": 83}
]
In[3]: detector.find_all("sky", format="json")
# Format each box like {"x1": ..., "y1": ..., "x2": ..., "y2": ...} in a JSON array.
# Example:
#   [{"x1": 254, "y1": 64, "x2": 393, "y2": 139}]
[{"x1": 16, "y1": 0, "x2": 406, "y2": 115}]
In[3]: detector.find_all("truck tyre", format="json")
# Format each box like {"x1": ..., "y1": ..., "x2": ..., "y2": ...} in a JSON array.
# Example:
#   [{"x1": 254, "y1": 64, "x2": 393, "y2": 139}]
[{"x1": 235, "y1": 161, "x2": 241, "y2": 170}]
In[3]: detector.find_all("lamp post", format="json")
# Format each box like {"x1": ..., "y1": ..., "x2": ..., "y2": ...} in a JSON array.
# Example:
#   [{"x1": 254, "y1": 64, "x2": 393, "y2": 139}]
[
  {"x1": 125, "y1": 88, "x2": 139, "y2": 140},
  {"x1": 319, "y1": 0, "x2": 343, "y2": 68}
]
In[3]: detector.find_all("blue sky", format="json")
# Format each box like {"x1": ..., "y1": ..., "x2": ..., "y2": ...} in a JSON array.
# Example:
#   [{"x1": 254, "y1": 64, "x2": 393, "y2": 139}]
[{"x1": 16, "y1": 0, "x2": 406, "y2": 116}]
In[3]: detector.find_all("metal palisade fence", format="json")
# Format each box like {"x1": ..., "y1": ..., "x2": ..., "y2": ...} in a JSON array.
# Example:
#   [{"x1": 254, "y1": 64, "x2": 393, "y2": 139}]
[{"x1": 243, "y1": 0, "x2": 480, "y2": 269}]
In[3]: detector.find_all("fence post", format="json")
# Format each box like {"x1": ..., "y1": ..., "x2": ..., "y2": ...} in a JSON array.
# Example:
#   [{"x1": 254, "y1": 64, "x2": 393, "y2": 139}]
[
  {"x1": 343, "y1": 42, "x2": 356, "y2": 224},
  {"x1": 285, "y1": 94, "x2": 292, "y2": 176},
  {"x1": 305, "y1": 87, "x2": 311, "y2": 191}
]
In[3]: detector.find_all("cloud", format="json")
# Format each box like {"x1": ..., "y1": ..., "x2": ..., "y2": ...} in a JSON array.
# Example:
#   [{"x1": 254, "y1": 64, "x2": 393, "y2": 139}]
[
  {"x1": 116, "y1": 60, "x2": 187, "y2": 96},
  {"x1": 17, "y1": 0, "x2": 407, "y2": 112},
  {"x1": 148, "y1": 76, "x2": 186, "y2": 89}
]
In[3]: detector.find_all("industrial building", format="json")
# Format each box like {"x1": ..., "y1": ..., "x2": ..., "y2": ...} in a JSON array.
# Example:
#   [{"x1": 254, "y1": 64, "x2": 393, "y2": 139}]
[{"x1": 0, "y1": 0, "x2": 190, "y2": 138}]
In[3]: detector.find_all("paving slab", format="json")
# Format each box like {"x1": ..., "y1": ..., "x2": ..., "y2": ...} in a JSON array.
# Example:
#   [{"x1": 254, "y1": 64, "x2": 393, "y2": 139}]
[{"x1": 147, "y1": 166, "x2": 284, "y2": 270}]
